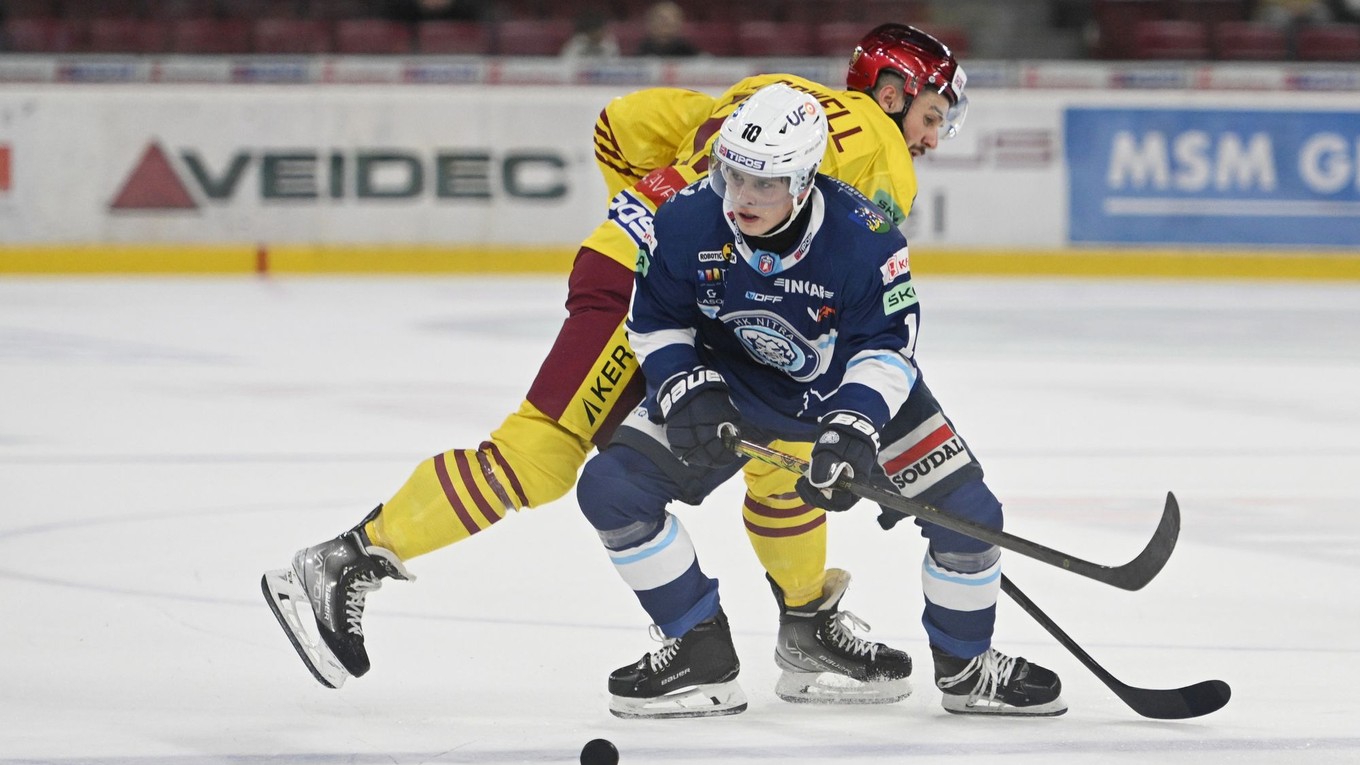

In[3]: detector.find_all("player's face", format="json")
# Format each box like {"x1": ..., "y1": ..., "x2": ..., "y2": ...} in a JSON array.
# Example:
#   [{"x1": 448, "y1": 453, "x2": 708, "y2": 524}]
[
  {"x1": 903, "y1": 91, "x2": 951, "y2": 158},
  {"x1": 720, "y1": 166, "x2": 795, "y2": 236}
]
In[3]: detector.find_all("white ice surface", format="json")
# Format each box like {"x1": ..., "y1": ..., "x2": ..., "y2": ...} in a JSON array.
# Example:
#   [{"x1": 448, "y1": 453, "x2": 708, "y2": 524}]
[{"x1": 1, "y1": 276, "x2": 1357, "y2": 764}]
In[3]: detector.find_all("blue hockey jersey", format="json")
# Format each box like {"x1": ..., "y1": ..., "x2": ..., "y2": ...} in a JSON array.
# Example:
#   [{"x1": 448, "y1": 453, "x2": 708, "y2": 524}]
[{"x1": 629, "y1": 175, "x2": 922, "y2": 440}]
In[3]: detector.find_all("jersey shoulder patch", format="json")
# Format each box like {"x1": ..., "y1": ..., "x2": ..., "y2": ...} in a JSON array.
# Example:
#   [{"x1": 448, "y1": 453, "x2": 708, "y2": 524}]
[
  {"x1": 819, "y1": 177, "x2": 893, "y2": 233},
  {"x1": 850, "y1": 204, "x2": 892, "y2": 233}
]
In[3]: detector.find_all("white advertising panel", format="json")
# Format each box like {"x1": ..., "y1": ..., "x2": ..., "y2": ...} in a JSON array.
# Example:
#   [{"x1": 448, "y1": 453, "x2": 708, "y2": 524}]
[
  {"x1": 0, "y1": 84, "x2": 615, "y2": 245},
  {"x1": 2, "y1": 83, "x2": 1357, "y2": 261}
]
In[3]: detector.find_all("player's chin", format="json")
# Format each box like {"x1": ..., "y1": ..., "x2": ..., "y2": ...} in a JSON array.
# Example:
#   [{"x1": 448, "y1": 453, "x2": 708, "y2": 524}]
[{"x1": 909, "y1": 145, "x2": 926, "y2": 158}]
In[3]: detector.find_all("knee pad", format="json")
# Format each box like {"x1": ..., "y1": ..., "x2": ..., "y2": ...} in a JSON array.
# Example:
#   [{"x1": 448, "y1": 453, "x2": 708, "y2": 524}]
[
  {"x1": 917, "y1": 479, "x2": 1005, "y2": 556},
  {"x1": 577, "y1": 444, "x2": 676, "y2": 533},
  {"x1": 931, "y1": 545, "x2": 1001, "y2": 575}
]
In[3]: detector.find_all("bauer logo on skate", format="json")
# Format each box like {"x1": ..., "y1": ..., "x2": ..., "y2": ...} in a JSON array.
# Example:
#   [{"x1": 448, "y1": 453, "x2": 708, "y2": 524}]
[{"x1": 880, "y1": 414, "x2": 972, "y2": 493}]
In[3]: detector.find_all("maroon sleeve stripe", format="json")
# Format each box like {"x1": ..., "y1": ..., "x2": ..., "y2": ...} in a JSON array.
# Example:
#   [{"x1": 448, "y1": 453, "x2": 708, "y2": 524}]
[
  {"x1": 434, "y1": 451, "x2": 481, "y2": 536},
  {"x1": 481, "y1": 440, "x2": 530, "y2": 509},
  {"x1": 743, "y1": 493, "x2": 817, "y2": 519},
  {"x1": 744, "y1": 514, "x2": 826, "y2": 538},
  {"x1": 454, "y1": 449, "x2": 502, "y2": 526}
]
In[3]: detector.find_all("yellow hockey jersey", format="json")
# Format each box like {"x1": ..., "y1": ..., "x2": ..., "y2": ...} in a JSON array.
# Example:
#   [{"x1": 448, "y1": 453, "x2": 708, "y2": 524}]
[{"x1": 592, "y1": 73, "x2": 918, "y2": 227}]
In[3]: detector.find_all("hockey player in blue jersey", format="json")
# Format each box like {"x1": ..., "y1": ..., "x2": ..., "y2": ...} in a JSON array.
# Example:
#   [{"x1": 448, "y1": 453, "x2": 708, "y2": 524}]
[{"x1": 576, "y1": 83, "x2": 1066, "y2": 719}]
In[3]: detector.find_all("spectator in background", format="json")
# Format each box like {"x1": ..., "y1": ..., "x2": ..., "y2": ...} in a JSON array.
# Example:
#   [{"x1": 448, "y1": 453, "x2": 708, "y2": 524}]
[
  {"x1": 1324, "y1": 0, "x2": 1360, "y2": 23},
  {"x1": 561, "y1": 8, "x2": 621, "y2": 59},
  {"x1": 384, "y1": 0, "x2": 488, "y2": 23},
  {"x1": 1255, "y1": 0, "x2": 1333, "y2": 26},
  {"x1": 637, "y1": 1, "x2": 700, "y2": 56}
]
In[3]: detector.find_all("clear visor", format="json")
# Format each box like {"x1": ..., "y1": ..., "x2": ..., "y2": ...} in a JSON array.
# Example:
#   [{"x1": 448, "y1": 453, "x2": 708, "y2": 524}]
[
  {"x1": 943, "y1": 92, "x2": 968, "y2": 140},
  {"x1": 709, "y1": 160, "x2": 797, "y2": 209}
]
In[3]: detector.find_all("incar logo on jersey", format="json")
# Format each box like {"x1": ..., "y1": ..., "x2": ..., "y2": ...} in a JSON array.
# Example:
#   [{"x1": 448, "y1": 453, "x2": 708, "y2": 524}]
[
  {"x1": 718, "y1": 144, "x2": 766, "y2": 171},
  {"x1": 1066, "y1": 107, "x2": 1360, "y2": 246},
  {"x1": 726, "y1": 312, "x2": 823, "y2": 382},
  {"x1": 774, "y1": 278, "x2": 834, "y2": 299}
]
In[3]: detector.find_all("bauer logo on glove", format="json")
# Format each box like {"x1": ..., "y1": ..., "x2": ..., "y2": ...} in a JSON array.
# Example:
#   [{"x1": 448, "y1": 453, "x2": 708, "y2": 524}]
[
  {"x1": 659, "y1": 367, "x2": 744, "y2": 468},
  {"x1": 796, "y1": 411, "x2": 881, "y2": 512}
]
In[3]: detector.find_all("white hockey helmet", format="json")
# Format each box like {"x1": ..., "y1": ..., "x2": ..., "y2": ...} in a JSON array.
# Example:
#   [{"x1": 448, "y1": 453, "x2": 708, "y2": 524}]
[{"x1": 710, "y1": 83, "x2": 828, "y2": 222}]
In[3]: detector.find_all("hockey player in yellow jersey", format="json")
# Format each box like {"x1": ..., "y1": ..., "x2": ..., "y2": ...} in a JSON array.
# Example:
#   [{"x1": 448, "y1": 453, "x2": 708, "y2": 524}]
[{"x1": 262, "y1": 24, "x2": 969, "y2": 702}]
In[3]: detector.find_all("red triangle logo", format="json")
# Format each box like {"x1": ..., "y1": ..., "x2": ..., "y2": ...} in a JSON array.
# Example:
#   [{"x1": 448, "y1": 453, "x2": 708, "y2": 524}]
[{"x1": 110, "y1": 143, "x2": 197, "y2": 210}]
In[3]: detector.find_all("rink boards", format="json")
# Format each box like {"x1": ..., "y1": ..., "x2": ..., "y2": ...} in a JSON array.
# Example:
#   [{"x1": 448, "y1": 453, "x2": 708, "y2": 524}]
[{"x1": 1, "y1": 60, "x2": 1358, "y2": 278}]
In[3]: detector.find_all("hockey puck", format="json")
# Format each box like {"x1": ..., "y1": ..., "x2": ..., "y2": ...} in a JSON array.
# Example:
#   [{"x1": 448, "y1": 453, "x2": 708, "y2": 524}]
[{"x1": 580, "y1": 737, "x2": 619, "y2": 765}]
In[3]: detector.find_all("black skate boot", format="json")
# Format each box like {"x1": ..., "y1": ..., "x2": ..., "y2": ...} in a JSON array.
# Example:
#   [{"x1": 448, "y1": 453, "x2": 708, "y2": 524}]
[
  {"x1": 933, "y1": 645, "x2": 1067, "y2": 716},
  {"x1": 770, "y1": 569, "x2": 913, "y2": 704},
  {"x1": 261, "y1": 506, "x2": 413, "y2": 689},
  {"x1": 607, "y1": 609, "x2": 747, "y2": 719}
]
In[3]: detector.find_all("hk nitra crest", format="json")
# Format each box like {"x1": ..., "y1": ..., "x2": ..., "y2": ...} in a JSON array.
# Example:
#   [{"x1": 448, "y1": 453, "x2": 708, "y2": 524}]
[{"x1": 726, "y1": 313, "x2": 824, "y2": 382}]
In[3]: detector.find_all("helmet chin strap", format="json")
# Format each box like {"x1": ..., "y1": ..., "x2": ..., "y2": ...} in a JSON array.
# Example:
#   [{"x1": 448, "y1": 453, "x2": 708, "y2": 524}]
[
  {"x1": 885, "y1": 94, "x2": 914, "y2": 135},
  {"x1": 760, "y1": 186, "x2": 815, "y2": 238},
  {"x1": 735, "y1": 190, "x2": 818, "y2": 257}
]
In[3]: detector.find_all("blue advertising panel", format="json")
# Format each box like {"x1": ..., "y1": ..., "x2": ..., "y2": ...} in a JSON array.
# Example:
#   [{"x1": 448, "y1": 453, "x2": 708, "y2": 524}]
[{"x1": 1066, "y1": 107, "x2": 1360, "y2": 246}]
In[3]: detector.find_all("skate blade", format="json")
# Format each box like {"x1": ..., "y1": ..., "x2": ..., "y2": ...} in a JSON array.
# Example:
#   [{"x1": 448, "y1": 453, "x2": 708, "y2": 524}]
[
  {"x1": 775, "y1": 670, "x2": 912, "y2": 705},
  {"x1": 941, "y1": 693, "x2": 1068, "y2": 716},
  {"x1": 260, "y1": 569, "x2": 350, "y2": 689},
  {"x1": 608, "y1": 681, "x2": 748, "y2": 719}
]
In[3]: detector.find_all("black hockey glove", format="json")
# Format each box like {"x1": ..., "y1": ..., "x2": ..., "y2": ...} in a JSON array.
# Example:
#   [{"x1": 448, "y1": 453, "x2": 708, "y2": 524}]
[
  {"x1": 796, "y1": 411, "x2": 880, "y2": 512},
  {"x1": 659, "y1": 367, "x2": 743, "y2": 468}
]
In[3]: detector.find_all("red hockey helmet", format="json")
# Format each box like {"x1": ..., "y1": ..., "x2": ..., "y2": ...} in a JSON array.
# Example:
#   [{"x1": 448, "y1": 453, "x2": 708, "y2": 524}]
[{"x1": 846, "y1": 23, "x2": 968, "y2": 137}]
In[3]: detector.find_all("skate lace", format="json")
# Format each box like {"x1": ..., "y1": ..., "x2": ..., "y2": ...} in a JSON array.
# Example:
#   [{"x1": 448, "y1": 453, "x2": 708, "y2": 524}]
[
  {"x1": 646, "y1": 624, "x2": 683, "y2": 671},
  {"x1": 344, "y1": 571, "x2": 383, "y2": 636},
  {"x1": 825, "y1": 610, "x2": 879, "y2": 660},
  {"x1": 939, "y1": 649, "x2": 1017, "y2": 703}
]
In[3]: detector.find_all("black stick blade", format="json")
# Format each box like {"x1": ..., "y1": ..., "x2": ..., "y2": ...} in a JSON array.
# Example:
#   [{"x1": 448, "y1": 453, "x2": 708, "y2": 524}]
[
  {"x1": 1123, "y1": 679, "x2": 1231, "y2": 720},
  {"x1": 1107, "y1": 491, "x2": 1181, "y2": 591},
  {"x1": 1001, "y1": 575, "x2": 1231, "y2": 720}
]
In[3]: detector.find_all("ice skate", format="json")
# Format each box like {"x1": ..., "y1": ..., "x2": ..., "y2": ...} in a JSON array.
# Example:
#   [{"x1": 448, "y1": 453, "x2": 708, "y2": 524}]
[
  {"x1": 770, "y1": 569, "x2": 913, "y2": 704},
  {"x1": 607, "y1": 609, "x2": 747, "y2": 719},
  {"x1": 933, "y1": 645, "x2": 1067, "y2": 716},
  {"x1": 261, "y1": 506, "x2": 413, "y2": 689}
]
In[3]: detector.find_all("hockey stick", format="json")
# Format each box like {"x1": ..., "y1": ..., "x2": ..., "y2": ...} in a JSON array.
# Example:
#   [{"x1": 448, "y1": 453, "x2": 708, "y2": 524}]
[
  {"x1": 726, "y1": 438, "x2": 1178, "y2": 591},
  {"x1": 1001, "y1": 574, "x2": 1231, "y2": 719}
]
